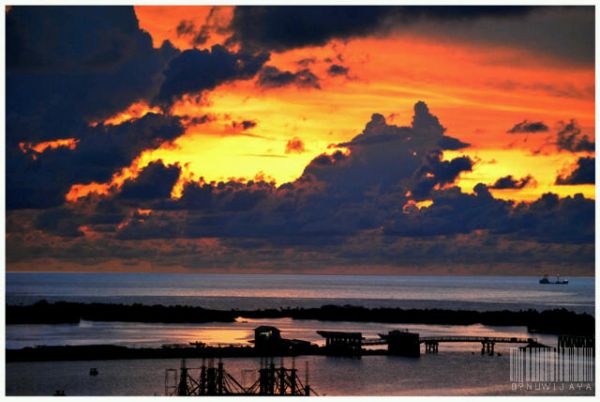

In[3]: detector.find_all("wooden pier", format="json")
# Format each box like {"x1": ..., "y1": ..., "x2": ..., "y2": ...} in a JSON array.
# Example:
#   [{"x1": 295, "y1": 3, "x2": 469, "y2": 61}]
[
  {"x1": 317, "y1": 331, "x2": 363, "y2": 356},
  {"x1": 418, "y1": 336, "x2": 543, "y2": 355},
  {"x1": 318, "y1": 329, "x2": 545, "y2": 357}
]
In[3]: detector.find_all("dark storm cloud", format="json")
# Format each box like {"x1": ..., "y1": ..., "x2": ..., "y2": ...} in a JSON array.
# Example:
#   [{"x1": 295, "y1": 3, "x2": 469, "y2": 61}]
[
  {"x1": 110, "y1": 102, "x2": 593, "y2": 250},
  {"x1": 8, "y1": 100, "x2": 593, "y2": 272},
  {"x1": 509, "y1": 193, "x2": 594, "y2": 244},
  {"x1": 229, "y1": 6, "x2": 392, "y2": 52},
  {"x1": 257, "y1": 66, "x2": 321, "y2": 89},
  {"x1": 119, "y1": 161, "x2": 182, "y2": 201},
  {"x1": 6, "y1": 6, "x2": 190, "y2": 211},
  {"x1": 386, "y1": 184, "x2": 511, "y2": 237},
  {"x1": 111, "y1": 102, "x2": 465, "y2": 242},
  {"x1": 327, "y1": 64, "x2": 349, "y2": 76},
  {"x1": 35, "y1": 208, "x2": 84, "y2": 238},
  {"x1": 507, "y1": 120, "x2": 549, "y2": 134},
  {"x1": 175, "y1": 180, "x2": 274, "y2": 213},
  {"x1": 116, "y1": 210, "x2": 181, "y2": 240},
  {"x1": 155, "y1": 45, "x2": 270, "y2": 106},
  {"x1": 386, "y1": 185, "x2": 594, "y2": 244},
  {"x1": 437, "y1": 136, "x2": 470, "y2": 150},
  {"x1": 7, "y1": 114, "x2": 185, "y2": 209},
  {"x1": 555, "y1": 157, "x2": 595, "y2": 185},
  {"x1": 556, "y1": 120, "x2": 595, "y2": 153},
  {"x1": 412, "y1": 152, "x2": 474, "y2": 199},
  {"x1": 313, "y1": 102, "x2": 473, "y2": 202},
  {"x1": 87, "y1": 200, "x2": 127, "y2": 226},
  {"x1": 229, "y1": 6, "x2": 592, "y2": 64},
  {"x1": 117, "y1": 102, "x2": 477, "y2": 244},
  {"x1": 6, "y1": 6, "x2": 177, "y2": 145},
  {"x1": 489, "y1": 175, "x2": 534, "y2": 189},
  {"x1": 229, "y1": 6, "x2": 533, "y2": 52}
]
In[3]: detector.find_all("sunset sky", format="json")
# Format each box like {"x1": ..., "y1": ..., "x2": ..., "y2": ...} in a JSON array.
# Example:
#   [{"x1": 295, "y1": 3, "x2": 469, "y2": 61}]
[{"x1": 6, "y1": 5, "x2": 595, "y2": 274}]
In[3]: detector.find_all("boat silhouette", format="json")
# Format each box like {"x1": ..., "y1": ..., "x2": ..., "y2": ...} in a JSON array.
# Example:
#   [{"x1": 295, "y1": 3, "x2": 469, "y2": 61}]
[{"x1": 539, "y1": 274, "x2": 568, "y2": 285}]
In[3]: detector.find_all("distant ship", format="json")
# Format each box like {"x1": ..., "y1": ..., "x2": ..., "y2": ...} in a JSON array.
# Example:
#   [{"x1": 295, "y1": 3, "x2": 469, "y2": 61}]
[{"x1": 539, "y1": 274, "x2": 568, "y2": 285}]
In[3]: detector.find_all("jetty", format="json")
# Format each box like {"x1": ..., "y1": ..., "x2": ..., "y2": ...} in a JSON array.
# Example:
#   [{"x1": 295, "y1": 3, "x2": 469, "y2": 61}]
[
  {"x1": 318, "y1": 329, "x2": 546, "y2": 357},
  {"x1": 7, "y1": 327, "x2": 593, "y2": 363}
]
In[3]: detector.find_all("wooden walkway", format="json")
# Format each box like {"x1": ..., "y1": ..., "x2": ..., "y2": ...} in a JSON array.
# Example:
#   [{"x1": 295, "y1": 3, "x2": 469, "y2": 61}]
[
  {"x1": 320, "y1": 329, "x2": 549, "y2": 356},
  {"x1": 363, "y1": 335, "x2": 539, "y2": 345},
  {"x1": 419, "y1": 336, "x2": 538, "y2": 344}
]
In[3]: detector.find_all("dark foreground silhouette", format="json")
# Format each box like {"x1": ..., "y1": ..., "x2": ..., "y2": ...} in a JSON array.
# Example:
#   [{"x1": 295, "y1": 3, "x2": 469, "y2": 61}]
[
  {"x1": 7, "y1": 300, "x2": 236, "y2": 324},
  {"x1": 6, "y1": 344, "x2": 261, "y2": 362},
  {"x1": 7, "y1": 301, "x2": 594, "y2": 335}
]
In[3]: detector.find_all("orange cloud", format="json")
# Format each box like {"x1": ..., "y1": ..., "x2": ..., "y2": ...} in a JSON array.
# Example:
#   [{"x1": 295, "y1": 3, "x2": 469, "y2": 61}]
[
  {"x1": 65, "y1": 152, "x2": 153, "y2": 202},
  {"x1": 65, "y1": 147, "x2": 196, "y2": 203},
  {"x1": 78, "y1": 13, "x2": 596, "y2": 203},
  {"x1": 444, "y1": 149, "x2": 594, "y2": 202},
  {"x1": 285, "y1": 137, "x2": 306, "y2": 154},
  {"x1": 135, "y1": 6, "x2": 233, "y2": 50},
  {"x1": 19, "y1": 138, "x2": 78, "y2": 155},
  {"x1": 90, "y1": 101, "x2": 161, "y2": 127}
]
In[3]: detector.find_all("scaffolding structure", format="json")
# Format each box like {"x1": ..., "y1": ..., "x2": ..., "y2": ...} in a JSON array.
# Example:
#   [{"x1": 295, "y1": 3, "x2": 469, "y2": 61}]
[{"x1": 165, "y1": 358, "x2": 314, "y2": 396}]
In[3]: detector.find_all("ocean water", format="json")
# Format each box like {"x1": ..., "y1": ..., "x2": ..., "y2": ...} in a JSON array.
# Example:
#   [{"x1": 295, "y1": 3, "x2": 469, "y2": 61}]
[
  {"x1": 5, "y1": 272, "x2": 595, "y2": 396},
  {"x1": 6, "y1": 272, "x2": 595, "y2": 313},
  {"x1": 6, "y1": 317, "x2": 561, "y2": 350},
  {"x1": 6, "y1": 354, "x2": 594, "y2": 396}
]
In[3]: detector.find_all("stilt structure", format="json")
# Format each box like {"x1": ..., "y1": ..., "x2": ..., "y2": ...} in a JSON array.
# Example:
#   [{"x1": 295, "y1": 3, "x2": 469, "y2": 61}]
[
  {"x1": 317, "y1": 331, "x2": 362, "y2": 356},
  {"x1": 425, "y1": 341, "x2": 439, "y2": 354},
  {"x1": 165, "y1": 358, "x2": 314, "y2": 396},
  {"x1": 481, "y1": 341, "x2": 495, "y2": 356}
]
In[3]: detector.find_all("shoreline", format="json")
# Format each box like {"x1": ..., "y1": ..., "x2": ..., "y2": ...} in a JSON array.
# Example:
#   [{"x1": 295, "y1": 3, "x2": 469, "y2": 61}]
[
  {"x1": 7, "y1": 301, "x2": 595, "y2": 336},
  {"x1": 6, "y1": 344, "x2": 322, "y2": 362}
]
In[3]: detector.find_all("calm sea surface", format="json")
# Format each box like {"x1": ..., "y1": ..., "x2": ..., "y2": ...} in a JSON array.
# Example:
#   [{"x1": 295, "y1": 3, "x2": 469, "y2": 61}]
[
  {"x1": 6, "y1": 272, "x2": 595, "y2": 313},
  {"x1": 5, "y1": 273, "x2": 595, "y2": 396},
  {"x1": 6, "y1": 354, "x2": 594, "y2": 396}
]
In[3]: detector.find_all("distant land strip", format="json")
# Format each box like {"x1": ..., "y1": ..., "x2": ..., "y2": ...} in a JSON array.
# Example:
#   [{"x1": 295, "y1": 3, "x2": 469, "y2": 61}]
[
  {"x1": 5, "y1": 344, "x2": 361, "y2": 362},
  {"x1": 6, "y1": 301, "x2": 594, "y2": 335}
]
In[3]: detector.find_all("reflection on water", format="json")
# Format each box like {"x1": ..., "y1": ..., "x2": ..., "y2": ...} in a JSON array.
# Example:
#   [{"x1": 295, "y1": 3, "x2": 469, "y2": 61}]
[
  {"x1": 6, "y1": 354, "x2": 594, "y2": 396},
  {"x1": 6, "y1": 317, "x2": 560, "y2": 351},
  {"x1": 5, "y1": 272, "x2": 594, "y2": 396}
]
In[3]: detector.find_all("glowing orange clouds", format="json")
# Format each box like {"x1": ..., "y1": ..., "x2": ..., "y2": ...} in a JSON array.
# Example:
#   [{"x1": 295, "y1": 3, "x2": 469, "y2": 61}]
[
  {"x1": 19, "y1": 138, "x2": 78, "y2": 154},
  {"x1": 135, "y1": 6, "x2": 233, "y2": 50},
  {"x1": 90, "y1": 101, "x2": 161, "y2": 127},
  {"x1": 65, "y1": 151, "x2": 160, "y2": 202},
  {"x1": 65, "y1": 145, "x2": 194, "y2": 203},
  {"x1": 81, "y1": 10, "x2": 595, "y2": 204},
  {"x1": 444, "y1": 149, "x2": 595, "y2": 202}
]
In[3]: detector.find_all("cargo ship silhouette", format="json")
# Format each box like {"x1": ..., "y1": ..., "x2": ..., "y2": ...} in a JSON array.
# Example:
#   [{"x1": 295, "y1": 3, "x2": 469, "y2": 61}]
[{"x1": 539, "y1": 274, "x2": 569, "y2": 285}]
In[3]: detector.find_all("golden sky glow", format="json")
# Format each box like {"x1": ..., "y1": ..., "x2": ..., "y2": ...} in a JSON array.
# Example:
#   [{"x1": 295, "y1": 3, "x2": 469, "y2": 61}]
[
  {"x1": 6, "y1": 5, "x2": 594, "y2": 275},
  {"x1": 64, "y1": 7, "x2": 595, "y2": 204}
]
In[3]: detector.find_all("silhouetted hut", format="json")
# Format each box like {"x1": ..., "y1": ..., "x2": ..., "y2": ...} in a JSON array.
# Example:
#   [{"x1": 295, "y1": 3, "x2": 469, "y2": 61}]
[
  {"x1": 317, "y1": 331, "x2": 362, "y2": 356},
  {"x1": 254, "y1": 326, "x2": 282, "y2": 353},
  {"x1": 383, "y1": 330, "x2": 420, "y2": 357}
]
